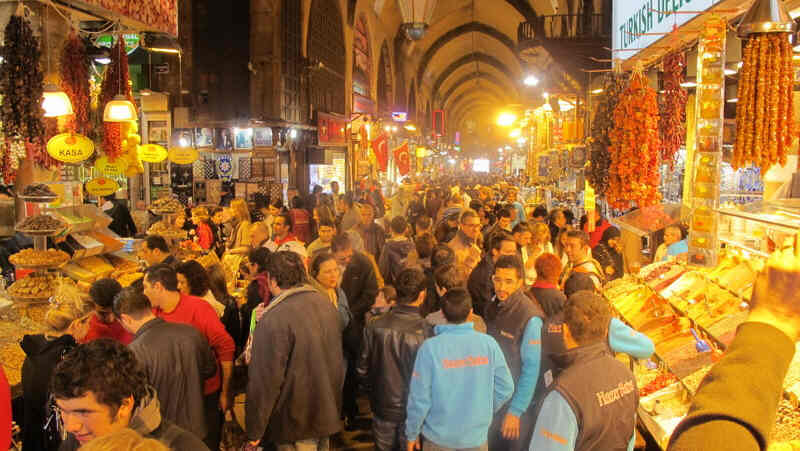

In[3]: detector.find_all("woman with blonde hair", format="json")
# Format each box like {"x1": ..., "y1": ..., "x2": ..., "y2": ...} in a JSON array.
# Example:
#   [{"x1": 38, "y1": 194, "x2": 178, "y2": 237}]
[
  {"x1": 191, "y1": 206, "x2": 214, "y2": 250},
  {"x1": 80, "y1": 428, "x2": 169, "y2": 451},
  {"x1": 228, "y1": 198, "x2": 252, "y2": 251}
]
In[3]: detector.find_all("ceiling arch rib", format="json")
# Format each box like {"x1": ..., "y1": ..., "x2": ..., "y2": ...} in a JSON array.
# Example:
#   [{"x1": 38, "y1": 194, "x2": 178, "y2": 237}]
[
  {"x1": 416, "y1": 22, "x2": 517, "y2": 85},
  {"x1": 441, "y1": 72, "x2": 514, "y2": 109},
  {"x1": 449, "y1": 92, "x2": 504, "y2": 123},
  {"x1": 445, "y1": 84, "x2": 511, "y2": 117},
  {"x1": 436, "y1": 62, "x2": 519, "y2": 102},
  {"x1": 453, "y1": 103, "x2": 494, "y2": 127},
  {"x1": 432, "y1": 52, "x2": 518, "y2": 100}
]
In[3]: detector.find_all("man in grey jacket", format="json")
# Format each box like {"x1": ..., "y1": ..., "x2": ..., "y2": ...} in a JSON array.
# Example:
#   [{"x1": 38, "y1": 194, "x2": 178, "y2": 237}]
[
  {"x1": 114, "y1": 287, "x2": 217, "y2": 440},
  {"x1": 246, "y1": 251, "x2": 345, "y2": 450}
]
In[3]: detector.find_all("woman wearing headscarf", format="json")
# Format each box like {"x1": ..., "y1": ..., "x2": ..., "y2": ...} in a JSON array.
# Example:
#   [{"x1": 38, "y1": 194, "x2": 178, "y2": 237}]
[{"x1": 592, "y1": 226, "x2": 625, "y2": 282}]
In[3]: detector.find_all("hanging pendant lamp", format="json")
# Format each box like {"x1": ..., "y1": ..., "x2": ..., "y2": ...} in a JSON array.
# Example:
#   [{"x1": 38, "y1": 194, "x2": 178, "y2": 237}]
[
  {"x1": 42, "y1": 83, "x2": 73, "y2": 117},
  {"x1": 398, "y1": 0, "x2": 437, "y2": 40},
  {"x1": 103, "y1": 33, "x2": 136, "y2": 122},
  {"x1": 738, "y1": 0, "x2": 795, "y2": 37}
]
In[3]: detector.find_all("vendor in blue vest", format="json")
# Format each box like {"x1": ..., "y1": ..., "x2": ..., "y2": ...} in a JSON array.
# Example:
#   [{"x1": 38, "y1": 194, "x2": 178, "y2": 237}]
[
  {"x1": 530, "y1": 290, "x2": 639, "y2": 451},
  {"x1": 405, "y1": 288, "x2": 514, "y2": 451},
  {"x1": 484, "y1": 255, "x2": 544, "y2": 451}
]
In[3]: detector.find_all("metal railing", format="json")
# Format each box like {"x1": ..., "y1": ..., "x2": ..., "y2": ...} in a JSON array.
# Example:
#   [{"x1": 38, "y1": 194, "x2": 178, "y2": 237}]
[{"x1": 518, "y1": 14, "x2": 610, "y2": 43}]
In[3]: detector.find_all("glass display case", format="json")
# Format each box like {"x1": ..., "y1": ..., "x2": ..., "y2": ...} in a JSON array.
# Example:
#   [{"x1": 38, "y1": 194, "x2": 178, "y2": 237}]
[{"x1": 717, "y1": 199, "x2": 800, "y2": 258}]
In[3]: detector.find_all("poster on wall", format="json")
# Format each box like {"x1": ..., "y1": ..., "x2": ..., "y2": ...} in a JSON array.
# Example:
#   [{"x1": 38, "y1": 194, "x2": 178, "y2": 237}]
[
  {"x1": 253, "y1": 128, "x2": 273, "y2": 147},
  {"x1": 215, "y1": 128, "x2": 234, "y2": 151},
  {"x1": 148, "y1": 121, "x2": 169, "y2": 144},
  {"x1": 171, "y1": 129, "x2": 193, "y2": 148},
  {"x1": 194, "y1": 128, "x2": 214, "y2": 148}
]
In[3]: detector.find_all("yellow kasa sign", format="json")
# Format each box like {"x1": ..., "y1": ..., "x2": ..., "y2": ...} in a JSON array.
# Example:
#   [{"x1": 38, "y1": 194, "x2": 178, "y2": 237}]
[
  {"x1": 168, "y1": 147, "x2": 199, "y2": 165},
  {"x1": 46, "y1": 133, "x2": 94, "y2": 163},
  {"x1": 85, "y1": 177, "x2": 120, "y2": 197},
  {"x1": 139, "y1": 144, "x2": 168, "y2": 163}
]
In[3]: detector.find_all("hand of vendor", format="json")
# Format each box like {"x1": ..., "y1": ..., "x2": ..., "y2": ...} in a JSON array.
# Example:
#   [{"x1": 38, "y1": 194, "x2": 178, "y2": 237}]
[
  {"x1": 66, "y1": 314, "x2": 91, "y2": 341},
  {"x1": 748, "y1": 247, "x2": 800, "y2": 342}
]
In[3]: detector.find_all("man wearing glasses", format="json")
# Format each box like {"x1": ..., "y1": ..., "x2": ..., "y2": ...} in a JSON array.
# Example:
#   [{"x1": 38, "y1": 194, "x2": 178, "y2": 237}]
[
  {"x1": 485, "y1": 256, "x2": 546, "y2": 451},
  {"x1": 447, "y1": 209, "x2": 483, "y2": 271}
]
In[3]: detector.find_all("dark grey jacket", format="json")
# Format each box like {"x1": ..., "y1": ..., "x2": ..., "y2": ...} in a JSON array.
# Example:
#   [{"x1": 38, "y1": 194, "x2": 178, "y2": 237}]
[
  {"x1": 129, "y1": 318, "x2": 216, "y2": 439},
  {"x1": 59, "y1": 387, "x2": 209, "y2": 451},
  {"x1": 246, "y1": 286, "x2": 345, "y2": 444}
]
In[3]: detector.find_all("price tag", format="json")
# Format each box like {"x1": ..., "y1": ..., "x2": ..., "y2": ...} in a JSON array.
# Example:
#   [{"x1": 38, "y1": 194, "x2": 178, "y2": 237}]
[
  {"x1": 85, "y1": 177, "x2": 119, "y2": 197},
  {"x1": 168, "y1": 147, "x2": 199, "y2": 165},
  {"x1": 46, "y1": 133, "x2": 94, "y2": 163},
  {"x1": 139, "y1": 144, "x2": 168, "y2": 163}
]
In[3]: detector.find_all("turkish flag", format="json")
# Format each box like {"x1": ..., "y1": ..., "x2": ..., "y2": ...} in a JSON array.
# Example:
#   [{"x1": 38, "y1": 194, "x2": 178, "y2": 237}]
[
  {"x1": 371, "y1": 133, "x2": 389, "y2": 172},
  {"x1": 393, "y1": 141, "x2": 410, "y2": 176}
]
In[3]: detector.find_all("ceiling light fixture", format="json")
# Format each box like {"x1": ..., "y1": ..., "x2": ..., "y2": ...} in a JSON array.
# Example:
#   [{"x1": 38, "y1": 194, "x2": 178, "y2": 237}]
[
  {"x1": 42, "y1": 84, "x2": 74, "y2": 117},
  {"x1": 523, "y1": 75, "x2": 539, "y2": 86},
  {"x1": 103, "y1": 33, "x2": 137, "y2": 122}
]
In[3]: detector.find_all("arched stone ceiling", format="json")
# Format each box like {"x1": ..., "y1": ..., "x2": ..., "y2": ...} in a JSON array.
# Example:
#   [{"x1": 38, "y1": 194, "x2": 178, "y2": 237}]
[
  {"x1": 441, "y1": 71, "x2": 516, "y2": 109},
  {"x1": 443, "y1": 77, "x2": 512, "y2": 113},
  {"x1": 432, "y1": 52, "x2": 518, "y2": 100},
  {"x1": 448, "y1": 92, "x2": 504, "y2": 124},
  {"x1": 415, "y1": 22, "x2": 517, "y2": 85},
  {"x1": 422, "y1": 33, "x2": 521, "y2": 91},
  {"x1": 437, "y1": 62, "x2": 518, "y2": 102}
]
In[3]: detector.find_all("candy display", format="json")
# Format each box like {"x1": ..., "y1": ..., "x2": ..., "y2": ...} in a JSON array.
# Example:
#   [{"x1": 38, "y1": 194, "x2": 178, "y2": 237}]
[
  {"x1": 735, "y1": 33, "x2": 793, "y2": 172},
  {"x1": 17, "y1": 214, "x2": 66, "y2": 233},
  {"x1": 21, "y1": 183, "x2": 56, "y2": 197},
  {"x1": 150, "y1": 196, "x2": 183, "y2": 213},
  {"x1": 8, "y1": 272, "x2": 60, "y2": 299},
  {"x1": 9, "y1": 248, "x2": 70, "y2": 267},
  {"x1": 147, "y1": 220, "x2": 188, "y2": 239},
  {"x1": 607, "y1": 70, "x2": 662, "y2": 210}
]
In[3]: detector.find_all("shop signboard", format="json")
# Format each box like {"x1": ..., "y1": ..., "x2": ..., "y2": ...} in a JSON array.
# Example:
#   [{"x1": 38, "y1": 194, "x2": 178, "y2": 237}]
[
  {"x1": 318, "y1": 112, "x2": 347, "y2": 147},
  {"x1": 612, "y1": 0, "x2": 721, "y2": 62},
  {"x1": 85, "y1": 177, "x2": 120, "y2": 197},
  {"x1": 95, "y1": 157, "x2": 125, "y2": 178},
  {"x1": 139, "y1": 144, "x2": 168, "y2": 163},
  {"x1": 353, "y1": 94, "x2": 377, "y2": 115},
  {"x1": 168, "y1": 147, "x2": 200, "y2": 165},
  {"x1": 46, "y1": 133, "x2": 94, "y2": 163},
  {"x1": 392, "y1": 112, "x2": 408, "y2": 122}
]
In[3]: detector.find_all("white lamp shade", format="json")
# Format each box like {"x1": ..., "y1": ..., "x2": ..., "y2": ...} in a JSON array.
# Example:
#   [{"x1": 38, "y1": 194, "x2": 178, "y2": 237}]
[
  {"x1": 103, "y1": 95, "x2": 137, "y2": 122},
  {"x1": 398, "y1": 0, "x2": 437, "y2": 27},
  {"x1": 42, "y1": 87, "x2": 74, "y2": 117}
]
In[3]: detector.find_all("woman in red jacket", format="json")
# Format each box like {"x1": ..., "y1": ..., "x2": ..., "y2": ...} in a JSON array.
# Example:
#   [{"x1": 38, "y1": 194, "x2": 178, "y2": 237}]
[{"x1": 191, "y1": 206, "x2": 215, "y2": 251}]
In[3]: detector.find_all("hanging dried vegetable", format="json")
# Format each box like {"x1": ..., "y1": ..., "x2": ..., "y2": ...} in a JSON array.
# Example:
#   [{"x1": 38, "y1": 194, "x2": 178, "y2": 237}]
[
  {"x1": 734, "y1": 34, "x2": 793, "y2": 172},
  {"x1": 588, "y1": 73, "x2": 627, "y2": 198},
  {"x1": 0, "y1": 14, "x2": 45, "y2": 141},
  {"x1": 607, "y1": 71, "x2": 662, "y2": 210},
  {"x1": 659, "y1": 52, "x2": 687, "y2": 167},
  {"x1": 60, "y1": 32, "x2": 90, "y2": 135},
  {"x1": 99, "y1": 36, "x2": 135, "y2": 161}
]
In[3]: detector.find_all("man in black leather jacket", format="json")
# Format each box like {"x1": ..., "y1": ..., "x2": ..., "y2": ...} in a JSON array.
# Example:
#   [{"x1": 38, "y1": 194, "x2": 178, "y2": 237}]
[{"x1": 357, "y1": 268, "x2": 432, "y2": 451}]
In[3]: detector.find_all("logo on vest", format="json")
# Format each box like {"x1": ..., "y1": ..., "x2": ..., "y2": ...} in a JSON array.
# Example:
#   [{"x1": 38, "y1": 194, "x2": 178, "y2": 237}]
[
  {"x1": 547, "y1": 324, "x2": 563, "y2": 334},
  {"x1": 595, "y1": 381, "x2": 635, "y2": 407},
  {"x1": 442, "y1": 356, "x2": 489, "y2": 369},
  {"x1": 500, "y1": 330, "x2": 515, "y2": 339}
]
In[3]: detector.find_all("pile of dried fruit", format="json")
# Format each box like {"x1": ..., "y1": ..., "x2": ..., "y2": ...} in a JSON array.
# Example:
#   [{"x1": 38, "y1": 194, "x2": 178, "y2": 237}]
[
  {"x1": 639, "y1": 372, "x2": 678, "y2": 397},
  {"x1": 659, "y1": 52, "x2": 688, "y2": 167},
  {"x1": 607, "y1": 71, "x2": 663, "y2": 210},
  {"x1": 588, "y1": 73, "x2": 627, "y2": 198},
  {"x1": 60, "y1": 32, "x2": 91, "y2": 135},
  {"x1": 734, "y1": 33, "x2": 794, "y2": 172}
]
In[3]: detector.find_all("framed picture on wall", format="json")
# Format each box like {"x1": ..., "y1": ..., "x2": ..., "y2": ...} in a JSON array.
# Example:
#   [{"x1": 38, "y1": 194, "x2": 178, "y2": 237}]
[
  {"x1": 194, "y1": 128, "x2": 214, "y2": 148},
  {"x1": 253, "y1": 128, "x2": 273, "y2": 147},
  {"x1": 171, "y1": 129, "x2": 193, "y2": 148},
  {"x1": 148, "y1": 121, "x2": 169, "y2": 144},
  {"x1": 215, "y1": 128, "x2": 234, "y2": 151},
  {"x1": 234, "y1": 128, "x2": 253, "y2": 150}
]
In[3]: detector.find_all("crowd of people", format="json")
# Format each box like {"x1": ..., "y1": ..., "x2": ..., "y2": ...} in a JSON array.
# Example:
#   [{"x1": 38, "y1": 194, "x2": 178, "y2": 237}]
[{"x1": 5, "y1": 175, "x2": 800, "y2": 451}]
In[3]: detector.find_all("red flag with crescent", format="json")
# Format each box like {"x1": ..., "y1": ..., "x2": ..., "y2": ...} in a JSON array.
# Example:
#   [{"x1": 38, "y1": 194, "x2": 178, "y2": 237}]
[
  {"x1": 393, "y1": 141, "x2": 410, "y2": 176},
  {"x1": 371, "y1": 133, "x2": 389, "y2": 172}
]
